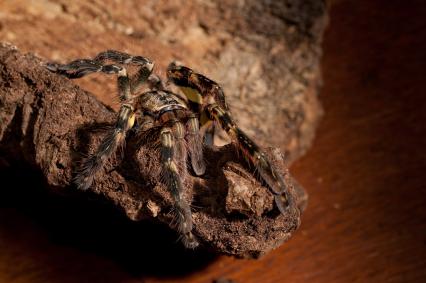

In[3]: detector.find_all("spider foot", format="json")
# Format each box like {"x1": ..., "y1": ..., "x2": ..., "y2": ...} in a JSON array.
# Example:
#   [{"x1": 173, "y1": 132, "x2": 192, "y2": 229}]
[{"x1": 181, "y1": 232, "x2": 199, "y2": 249}]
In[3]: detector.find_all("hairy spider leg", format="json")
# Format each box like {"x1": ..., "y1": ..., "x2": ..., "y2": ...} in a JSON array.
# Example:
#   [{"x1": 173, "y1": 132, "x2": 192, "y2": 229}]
[
  {"x1": 94, "y1": 50, "x2": 151, "y2": 66},
  {"x1": 186, "y1": 114, "x2": 206, "y2": 175},
  {"x1": 166, "y1": 63, "x2": 228, "y2": 147},
  {"x1": 160, "y1": 127, "x2": 199, "y2": 248},
  {"x1": 46, "y1": 59, "x2": 123, "y2": 79},
  {"x1": 171, "y1": 120, "x2": 187, "y2": 175},
  {"x1": 206, "y1": 104, "x2": 294, "y2": 213},
  {"x1": 46, "y1": 51, "x2": 155, "y2": 190},
  {"x1": 166, "y1": 62, "x2": 229, "y2": 111},
  {"x1": 93, "y1": 50, "x2": 154, "y2": 92},
  {"x1": 46, "y1": 49, "x2": 154, "y2": 82},
  {"x1": 166, "y1": 63, "x2": 294, "y2": 213},
  {"x1": 74, "y1": 67, "x2": 136, "y2": 190}
]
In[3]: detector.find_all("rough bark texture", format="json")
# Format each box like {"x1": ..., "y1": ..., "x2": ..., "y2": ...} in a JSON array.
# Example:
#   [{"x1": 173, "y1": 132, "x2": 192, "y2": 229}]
[{"x1": 0, "y1": 0, "x2": 327, "y2": 257}]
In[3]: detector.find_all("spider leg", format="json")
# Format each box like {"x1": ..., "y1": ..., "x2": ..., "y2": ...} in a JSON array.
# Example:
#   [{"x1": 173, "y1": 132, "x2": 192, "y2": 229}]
[
  {"x1": 74, "y1": 67, "x2": 136, "y2": 190},
  {"x1": 166, "y1": 63, "x2": 294, "y2": 213},
  {"x1": 46, "y1": 60, "x2": 124, "y2": 79},
  {"x1": 46, "y1": 50, "x2": 153, "y2": 81},
  {"x1": 171, "y1": 120, "x2": 187, "y2": 175},
  {"x1": 160, "y1": 127, "x2": 199, "y2": 248},
  {"x1": 186, "y1": 114, "x2": 206, "y2": 175},
  {"x1": 133, "y1": 73, "x2": 165, "y2": 94},
  {"x1": 206, "y1": 103, "x2": 295, "y2": 214},
  {"x1": 202, "y1": 121, "x2": 215, "y2": 147},
  {"x1": 46, "y1": 51, "x2": 153, "y2": 189},
  {"x1": 94, "y1": 50, "x2": 150, "y2": 66},
  {"x1": 166, "y1": 62, "x2": 229, "y2": 110}
]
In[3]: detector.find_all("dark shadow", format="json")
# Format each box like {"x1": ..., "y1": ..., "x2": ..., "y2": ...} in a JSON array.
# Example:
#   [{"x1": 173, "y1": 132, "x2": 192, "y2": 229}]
[{"x1": 0, "y1": 164, "x2": 217, "y2": 280}]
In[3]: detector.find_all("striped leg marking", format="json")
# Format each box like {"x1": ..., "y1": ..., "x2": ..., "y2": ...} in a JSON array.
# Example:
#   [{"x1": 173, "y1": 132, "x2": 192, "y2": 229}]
[
  {"x1": 46, "y1": 50, "x2": 153, "y2": 81},
  {"x1": 46, "y1": 60, "x2": 124, "y2": 79},
  {"x1": 160, "y1": 128, "x2": 199, "y2": 248},
  {"x1": 186, "y1": 115, "x2": 206, "y2": 176},
  {"x1": 94, "y1": 50, "x2": 151, "y2": 66},
  {"x1": 74, "y1": 104, "x2": 135, "y2": 190},
  {"x1": 207, "y1": 104, "x2": 294, "y2": 213},
  {"x1": 73, "y1": 64, "x2": 136, "y2": 190},
  {"x1": 171, "y1": 120, "x2": 187, "y2": 175},
  {"x1": 47, "y1": 52, "x2": 149, "y2": 191}
]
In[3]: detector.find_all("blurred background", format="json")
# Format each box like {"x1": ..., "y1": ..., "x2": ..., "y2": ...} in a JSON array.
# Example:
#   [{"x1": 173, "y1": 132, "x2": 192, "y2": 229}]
[{"x1": 0, "y1": 0, "x2": 425, "y2": 282}]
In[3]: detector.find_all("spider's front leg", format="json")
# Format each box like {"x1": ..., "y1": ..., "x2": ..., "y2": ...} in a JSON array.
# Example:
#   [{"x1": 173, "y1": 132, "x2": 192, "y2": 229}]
[
  {"x1": 75, "y1": 103, "x2": 135, "y2": 190},
  {"x1": 73, "y1": 66, "x2": 137, "y2": 190},
  {"x1": 167, "y1": 63, "x2": 295, "y2": 214},
  {"x1": 160, "y1": 127, "x2": 199, "y2": 248},
  {"x1": 46, "y1": 51, "x2": 155, "y2": 190},
  {"x1": 46, "y1": 50, "x2": 154, "y2": 86}
]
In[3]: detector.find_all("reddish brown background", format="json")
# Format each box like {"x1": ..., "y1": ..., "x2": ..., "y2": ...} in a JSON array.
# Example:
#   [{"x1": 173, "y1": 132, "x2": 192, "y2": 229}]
[{"x1": 1, "y1": 0, "x2": 426, "y2": 282}]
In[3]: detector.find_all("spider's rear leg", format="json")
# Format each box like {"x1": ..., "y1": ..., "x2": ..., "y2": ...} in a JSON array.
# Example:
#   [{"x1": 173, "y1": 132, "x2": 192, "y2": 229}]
[
  {"x1": 160, "y1": 127, "x2": 199, "y2": 248},
  {"x1": 206, "y1": 104, "x2": 295, "y2": 214},
  {"x1": 186, "y1": 114, "x2": 206, "y2": 176}
]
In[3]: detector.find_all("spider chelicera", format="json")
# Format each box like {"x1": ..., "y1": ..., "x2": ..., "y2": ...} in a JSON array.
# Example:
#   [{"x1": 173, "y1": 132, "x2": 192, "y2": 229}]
[{"x1": 46, "y1": 50, "x2": 295, "y2": 248}]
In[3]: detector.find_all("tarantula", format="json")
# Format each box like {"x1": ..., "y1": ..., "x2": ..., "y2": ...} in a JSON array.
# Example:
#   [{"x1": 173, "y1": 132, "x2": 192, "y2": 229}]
[{"x1": 46, "y1": 50, "x2": 295, "y2": 248}]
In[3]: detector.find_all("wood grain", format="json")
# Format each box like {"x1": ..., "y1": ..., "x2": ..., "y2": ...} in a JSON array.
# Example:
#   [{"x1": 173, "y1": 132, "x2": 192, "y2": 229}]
[{"x1": 0, "y1": 0, "x2": 425, "y2": 282}]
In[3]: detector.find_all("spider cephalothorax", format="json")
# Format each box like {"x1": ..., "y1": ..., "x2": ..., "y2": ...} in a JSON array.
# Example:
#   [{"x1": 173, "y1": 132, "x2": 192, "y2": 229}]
[{"x1": 46, "y1": 50, "x2": 294, "y2": 248}]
